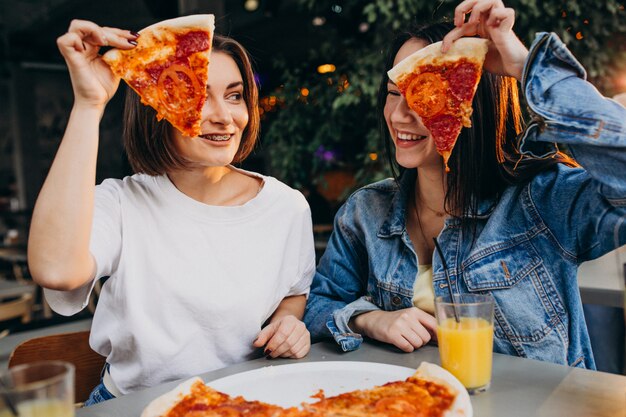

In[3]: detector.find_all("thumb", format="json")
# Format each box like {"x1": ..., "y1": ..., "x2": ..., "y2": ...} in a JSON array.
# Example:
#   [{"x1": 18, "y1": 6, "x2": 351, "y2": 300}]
[{"x1": 253, "y1": 322, "x2": 277, "y2": 348}]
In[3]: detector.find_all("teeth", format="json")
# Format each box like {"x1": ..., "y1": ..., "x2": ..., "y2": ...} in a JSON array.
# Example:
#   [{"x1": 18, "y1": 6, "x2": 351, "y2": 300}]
[
  {"x1": 397, "y1": 132, "x2": 426, "y2": 141},
  {"x1": 201, "y1": 134, "x2": 231, "y2": 141}
]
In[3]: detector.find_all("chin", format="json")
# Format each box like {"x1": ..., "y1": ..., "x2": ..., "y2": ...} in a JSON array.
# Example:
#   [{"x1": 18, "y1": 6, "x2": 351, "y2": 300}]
[{"x1": 395, "y1": 154, "x2": 420, "y2": 170}]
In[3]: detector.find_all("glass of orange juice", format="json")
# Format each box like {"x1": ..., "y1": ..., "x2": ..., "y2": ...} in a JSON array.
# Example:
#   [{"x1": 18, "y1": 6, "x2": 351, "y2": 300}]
[
  {"x1": 435, "y1": 294, "x2": 494, "y2": 394},
  {"x1": 0, "y1": 361, "x2": 75, "y2": 417}
]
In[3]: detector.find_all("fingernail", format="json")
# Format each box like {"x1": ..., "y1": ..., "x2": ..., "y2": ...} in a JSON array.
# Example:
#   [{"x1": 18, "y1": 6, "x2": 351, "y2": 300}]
[
  {"x1": 265, "y1": 355, "x2": 273, "y2": 360},
  {"x1": 263, "y1": 349, "x2": 272, "y2": 356},
  {"x1": 130, "y1": 31, "x2": 140, "y2": 38},
  {"x1": 128, "y1": 40, "x2": 138, "y2": 46}
]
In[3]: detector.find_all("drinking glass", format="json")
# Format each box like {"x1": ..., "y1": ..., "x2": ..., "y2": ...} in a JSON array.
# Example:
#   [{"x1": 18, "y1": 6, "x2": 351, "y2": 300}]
[
  {"x1": 0, "y1": 361, "x2": 75, "y2": 417},
  {"x1": 435, "y1": 294, "x2": 494, "y2": 394}
]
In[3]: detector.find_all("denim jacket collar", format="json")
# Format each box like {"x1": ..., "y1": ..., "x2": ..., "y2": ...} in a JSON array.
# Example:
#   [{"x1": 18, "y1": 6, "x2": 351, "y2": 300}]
[
  {"x1": 378, "y1": 170, "x2": 414, "y2": 238},
  {"x1": 378, "y1": 169, "x2": 497, "y2": 236}
]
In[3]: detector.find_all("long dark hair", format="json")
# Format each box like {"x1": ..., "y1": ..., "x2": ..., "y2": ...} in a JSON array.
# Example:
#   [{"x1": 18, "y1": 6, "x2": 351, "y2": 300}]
[
  {"x1": 378, "y1": 21, "x2": 577, "y2": 219},
  {"x1": 124, "y1": 34, "x2": 260, "y2": 175}
]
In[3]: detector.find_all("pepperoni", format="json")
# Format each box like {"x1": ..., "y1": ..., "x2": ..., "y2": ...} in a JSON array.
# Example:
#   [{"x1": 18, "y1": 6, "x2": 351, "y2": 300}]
[
  {"x1": 176, "y1": 31, "x2": 211, "y2": 58},
  {"x1": 424, "y1": 114, "x2": 463, "y2": 153},
  {"x1": 405, "y1": 73, "x2": 447, "y2": 118},
  {"x1": 446, "y1": 61, "x2": 480, "y2": 101},
  {"x1": 156, "y1": 63, "x2": 203, "y2": 113}
]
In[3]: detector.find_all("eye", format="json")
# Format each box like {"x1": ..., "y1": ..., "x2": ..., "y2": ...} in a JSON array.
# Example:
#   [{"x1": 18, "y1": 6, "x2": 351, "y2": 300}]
[
  {"x1": 387, "y1": 90, "x2": 402, "y2": 97},
  {"x1": 226, "y1": 91, "x2": 244, "y2": 102}
]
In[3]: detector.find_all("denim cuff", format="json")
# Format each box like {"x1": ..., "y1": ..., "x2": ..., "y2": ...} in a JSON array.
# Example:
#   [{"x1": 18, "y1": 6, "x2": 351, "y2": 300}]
[{"x1": 325, "y1": 296, "x2": 380, "y2": 352}]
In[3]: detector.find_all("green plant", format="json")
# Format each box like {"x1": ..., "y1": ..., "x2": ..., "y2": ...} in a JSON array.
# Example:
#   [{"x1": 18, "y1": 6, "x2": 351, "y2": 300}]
[{"x1": 262, "y1": 0, "x2": 626, "y2": 192}]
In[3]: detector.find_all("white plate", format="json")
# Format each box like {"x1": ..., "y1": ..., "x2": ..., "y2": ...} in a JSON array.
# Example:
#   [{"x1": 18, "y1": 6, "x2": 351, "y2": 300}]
[{"x1": 208, "y1": 361, "x2": 415, "y2": 408}]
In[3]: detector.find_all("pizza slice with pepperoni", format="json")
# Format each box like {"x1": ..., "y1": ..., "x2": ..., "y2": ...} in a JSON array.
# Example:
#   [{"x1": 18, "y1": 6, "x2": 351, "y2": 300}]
[
  {"x1": 140, "y1": 363, "x2": 471, "y2": 417},
  {"x1": 103, "y1": 15, "x2": 215, "y2": 138},
  {"x1": 387, "y1": 38, "x2": 488, "y2": 172}
]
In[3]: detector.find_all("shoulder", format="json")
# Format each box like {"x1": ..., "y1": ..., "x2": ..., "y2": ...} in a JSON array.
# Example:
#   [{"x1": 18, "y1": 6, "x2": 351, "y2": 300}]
[
  {"x1": 95, "y1": 174, "x2": 163, "y2": 204},
  {"x1": 335, "y1": 178, "x2": 399, "y2": 234},
  {"x1": 342, "y1": 178, "x2": 398, "y2": 213},
  {"x1": 259, "y1": 175, "x2": 311, "y2": 214},
  {"x1": 527, "y1": 163, "x2": 589, "y2": 198},
  {"x1": 97, "y1": 173, "x2": 159, "y2": 192}
]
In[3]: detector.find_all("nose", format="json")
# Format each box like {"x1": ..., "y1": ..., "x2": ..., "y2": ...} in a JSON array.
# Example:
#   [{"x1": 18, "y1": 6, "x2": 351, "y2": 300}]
[
  {"x1": 202, "y1": 96, "x2": 233, "y2": 125},
  {"x1": 390, "y1": 96, "x2": 419, "y2": 124}
]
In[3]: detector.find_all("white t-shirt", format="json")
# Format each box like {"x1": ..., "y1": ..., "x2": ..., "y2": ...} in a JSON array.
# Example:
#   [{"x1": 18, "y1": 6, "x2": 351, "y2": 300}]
[{"x1": 45, "y1": 170, "x2": 315, "y2": 394}]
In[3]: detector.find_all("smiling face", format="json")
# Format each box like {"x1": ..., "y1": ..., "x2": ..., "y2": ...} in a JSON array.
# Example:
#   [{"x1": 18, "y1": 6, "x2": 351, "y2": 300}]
[
  {"x1": 172, "y1": 51, "x2": 249, "y2": 169},
  {"x1": 384, "y1": 38, "x2": 443, "y2": 170}
]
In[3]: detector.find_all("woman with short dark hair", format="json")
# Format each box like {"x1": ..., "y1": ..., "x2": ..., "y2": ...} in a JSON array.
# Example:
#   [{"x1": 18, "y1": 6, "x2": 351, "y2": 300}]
[
  {"x1": 28, "y1": 20, "x2": 315, "y2": 404},
  {"x1": 304, "y1": 0, "x2": 626, "y2": 370}
]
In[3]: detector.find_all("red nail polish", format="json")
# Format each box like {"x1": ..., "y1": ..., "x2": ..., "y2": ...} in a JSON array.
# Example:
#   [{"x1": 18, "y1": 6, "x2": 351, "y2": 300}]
[
  {"x1": 130, "y1": 31, "x2": 140, "y2": 38},
  {"x1": 128, "y1": 40, "x2": 138, "y2": 46}
]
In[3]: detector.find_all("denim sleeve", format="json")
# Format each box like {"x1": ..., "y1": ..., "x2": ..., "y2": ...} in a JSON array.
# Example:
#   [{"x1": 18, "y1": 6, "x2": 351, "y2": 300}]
[
  {"x1": 520, "y1": 32, "x2": 626, "y2": 260},
  {"x1": 303, "y1": 200, "x2": 379, "y2": 352}
]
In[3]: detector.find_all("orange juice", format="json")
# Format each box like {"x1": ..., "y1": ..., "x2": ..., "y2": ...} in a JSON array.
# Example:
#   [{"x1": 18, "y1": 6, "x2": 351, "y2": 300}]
[
  {"x1": 437, "y1": 316, "x2": 493, "y2": 390},
  {"x1": 0, "y1": 399, "x2": 73, "y2": 417}
]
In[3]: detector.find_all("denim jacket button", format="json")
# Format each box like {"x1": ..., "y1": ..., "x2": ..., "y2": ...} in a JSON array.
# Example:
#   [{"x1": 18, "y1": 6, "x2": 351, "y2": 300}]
[{"x1": 391, "y1": 295, "x2": 402, "y2": 306}]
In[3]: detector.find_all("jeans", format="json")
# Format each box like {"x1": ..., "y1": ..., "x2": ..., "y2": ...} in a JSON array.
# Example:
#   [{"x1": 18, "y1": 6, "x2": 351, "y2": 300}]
[{"x1": 82, "y1": 363, "x2": 116, "y2": 407}]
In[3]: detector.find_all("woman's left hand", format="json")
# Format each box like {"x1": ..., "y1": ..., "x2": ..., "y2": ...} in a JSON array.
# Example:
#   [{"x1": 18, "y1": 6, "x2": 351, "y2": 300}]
[
  {"x1": 442, "y1": 0, "x2": 529, "y2": 80},
  {"x1": 253, "y1": 315, "x2": 310, "y2": 359}
]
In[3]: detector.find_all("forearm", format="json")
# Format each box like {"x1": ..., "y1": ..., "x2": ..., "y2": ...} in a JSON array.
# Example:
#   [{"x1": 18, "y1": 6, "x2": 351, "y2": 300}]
[
  {"x1": 28, "y1": 104, "x2": 103, "y2": 290},
  {"x1": 269, "y1": 295, "x2": 306, "y2": 323},
  {"x1": 520, "y1": 33, "x2": 626, "y2": 201}
]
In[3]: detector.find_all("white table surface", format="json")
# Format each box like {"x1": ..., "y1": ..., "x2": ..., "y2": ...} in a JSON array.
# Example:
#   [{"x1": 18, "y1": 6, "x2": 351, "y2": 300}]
[{"x1": 75, "y1": 340, "x2": 626, "y2": 417}]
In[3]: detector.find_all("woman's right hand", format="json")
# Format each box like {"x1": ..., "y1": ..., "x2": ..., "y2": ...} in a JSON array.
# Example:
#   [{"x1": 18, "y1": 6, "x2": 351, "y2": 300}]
[
  {"x1": 350, "y1": 308, "x2": 438, "y2": 352},
  {"x1": 57, "y1": 19, "x2": 138, "y2": 109}
]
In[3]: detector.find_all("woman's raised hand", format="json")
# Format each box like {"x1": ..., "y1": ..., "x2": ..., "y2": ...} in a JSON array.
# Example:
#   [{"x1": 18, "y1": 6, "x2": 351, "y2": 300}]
[
  {"x1": 442, "y1": 0, "x2": 529, "y2": 80},
  {"x1": 57, "y1": 19, "x2": 138, "y2": 109}
]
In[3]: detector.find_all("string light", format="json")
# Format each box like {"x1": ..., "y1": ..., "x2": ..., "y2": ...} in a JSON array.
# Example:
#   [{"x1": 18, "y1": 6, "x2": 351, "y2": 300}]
[
  {"x1": 317, "y1": 64, "x2": 336, "y2": 74},
  {"x1": 244, "y1": 0, "x2": 259, "y2": 12},
  {"x1": 369, "y1": 153, "x2": 378, "y2": 161},
  {"x1": 300, "y1": 87, "x2": 309, "y2": 97},
  {"x1": 312, "y1": 17, "x2": 326, "y2": 26}
]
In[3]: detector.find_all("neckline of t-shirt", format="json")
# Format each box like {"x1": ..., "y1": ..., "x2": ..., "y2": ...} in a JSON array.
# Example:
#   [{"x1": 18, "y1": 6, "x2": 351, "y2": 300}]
[{"x1": 154, "y1": 167, "x2": 275, "y2": 222}]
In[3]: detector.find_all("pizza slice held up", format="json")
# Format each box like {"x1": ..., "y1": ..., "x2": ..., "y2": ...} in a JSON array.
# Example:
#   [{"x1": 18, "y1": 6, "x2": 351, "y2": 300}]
[
  {"x1": 103, "y1": 14, "x2": 215, "y2": 138},
  {"x1": 387, "y1": 38, "x2": 489, "y2": 172},
  {"x1": 140, "y1": 362, "x2": 472, "y2": 417}
]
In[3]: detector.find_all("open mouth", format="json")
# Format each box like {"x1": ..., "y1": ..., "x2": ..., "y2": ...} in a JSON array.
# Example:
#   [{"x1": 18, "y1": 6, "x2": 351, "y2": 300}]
[
  {"x1": 199, "y1": 134, "x2": 231, "y2": 142},
  {"x1": 397, "y1": 132, "x2": 427, "y2": 141}
]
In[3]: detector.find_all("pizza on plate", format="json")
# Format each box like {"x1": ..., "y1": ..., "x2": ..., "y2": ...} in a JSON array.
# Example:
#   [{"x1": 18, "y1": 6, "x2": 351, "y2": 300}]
[
  {"x1": 387, "y1": 38, "x2": 488, "y2": 172},
  {"x1": 103, "y1": 14, "x2": 215, "y2": 138},
  {"x1": 141, "y1": 362, "x2": 472, "y2": 417}
]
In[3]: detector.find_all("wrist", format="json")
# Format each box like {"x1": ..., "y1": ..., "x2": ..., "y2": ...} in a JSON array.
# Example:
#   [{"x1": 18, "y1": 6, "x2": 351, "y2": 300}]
[
  {"x1": 71, "y1": 101, "x2": 107, "y2": 118},
  {"x1": 351, "y1": 311, "x2": 377, "y2": 336}
]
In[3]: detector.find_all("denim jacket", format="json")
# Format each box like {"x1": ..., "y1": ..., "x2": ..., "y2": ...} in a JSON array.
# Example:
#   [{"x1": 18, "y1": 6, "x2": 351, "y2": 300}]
[{"x1": 304, "y1": 33, "x2": 626, "y2": 370}]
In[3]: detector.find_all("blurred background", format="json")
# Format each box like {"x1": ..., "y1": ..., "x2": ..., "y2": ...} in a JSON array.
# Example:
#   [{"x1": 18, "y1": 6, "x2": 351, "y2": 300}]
[{"x1": 0, "y1": 0, "x2": 624, "y2": 372}]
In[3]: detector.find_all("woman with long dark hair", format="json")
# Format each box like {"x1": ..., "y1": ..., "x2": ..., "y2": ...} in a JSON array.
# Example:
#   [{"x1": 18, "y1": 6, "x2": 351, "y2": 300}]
[{"x1": 304, "y1": 0, "x2": 626, "y2": 369}]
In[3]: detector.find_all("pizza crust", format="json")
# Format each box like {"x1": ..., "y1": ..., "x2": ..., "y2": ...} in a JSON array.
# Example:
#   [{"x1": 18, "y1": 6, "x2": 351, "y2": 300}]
[
  {"x1": 387, "y1": 38, "x2": 489, "y2": 85},
  {"x1": 414, "y1": 362, "x2": 473, "y2": 417},
  {"x1": 102, "y1": 14, "x2": 215, "y2": 67},
  {"x1": 139, "y1": 14, "x2": 215, "y2": 33},
  {"x1": 140, "y1": 377, "x2": 204, "y2": 417}
]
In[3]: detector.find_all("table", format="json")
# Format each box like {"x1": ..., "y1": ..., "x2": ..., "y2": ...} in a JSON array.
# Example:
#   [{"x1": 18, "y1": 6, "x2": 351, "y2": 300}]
[{"x1": 76, "y1": 341, "x2": 626, "y2": 417}]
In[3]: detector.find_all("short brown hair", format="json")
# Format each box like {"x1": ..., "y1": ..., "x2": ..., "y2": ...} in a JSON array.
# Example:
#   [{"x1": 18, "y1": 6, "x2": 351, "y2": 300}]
[{"x1": 123, "y1": 34, "x2": 260, "y2": 175}]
